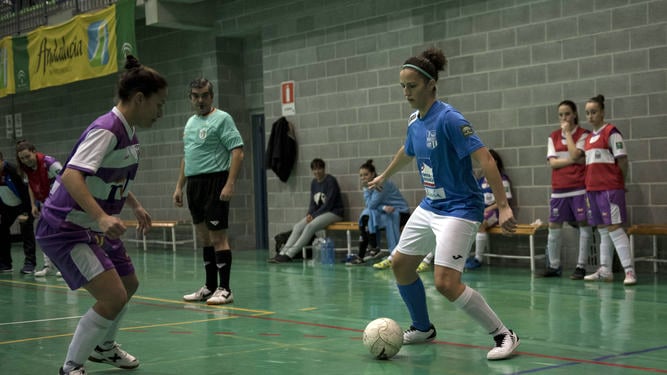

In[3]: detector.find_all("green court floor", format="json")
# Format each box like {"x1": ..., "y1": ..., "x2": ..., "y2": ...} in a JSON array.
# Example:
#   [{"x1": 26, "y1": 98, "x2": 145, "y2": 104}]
[{"x1": 1, "y1": 244, "x2": 666, "y2": 375}]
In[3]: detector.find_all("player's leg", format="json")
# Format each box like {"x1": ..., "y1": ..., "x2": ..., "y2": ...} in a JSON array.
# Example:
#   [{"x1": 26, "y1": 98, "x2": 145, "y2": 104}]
[{"x1": 392, "y1": 207, "x2": 436, "y2": 344}]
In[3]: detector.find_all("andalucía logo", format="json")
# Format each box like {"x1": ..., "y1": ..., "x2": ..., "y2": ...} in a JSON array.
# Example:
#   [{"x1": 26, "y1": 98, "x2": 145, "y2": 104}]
[{"x1": 88, "y1": 20, "x2": 109, "y2": 67}]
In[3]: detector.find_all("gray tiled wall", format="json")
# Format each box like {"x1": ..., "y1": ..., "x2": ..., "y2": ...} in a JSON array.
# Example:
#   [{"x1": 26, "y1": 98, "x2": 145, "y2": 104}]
[{"x1": 1, "y1": 0, "x2": 666, "y2": 262}]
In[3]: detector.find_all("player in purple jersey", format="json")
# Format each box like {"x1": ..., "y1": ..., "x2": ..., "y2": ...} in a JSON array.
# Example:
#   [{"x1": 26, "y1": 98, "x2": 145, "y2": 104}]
[
  {"x1": 35, "y1": 55, "x2": 168, "y2": 375},
  {"x1": 369, "y1": 48, "x2": 520, "y2": 361}
]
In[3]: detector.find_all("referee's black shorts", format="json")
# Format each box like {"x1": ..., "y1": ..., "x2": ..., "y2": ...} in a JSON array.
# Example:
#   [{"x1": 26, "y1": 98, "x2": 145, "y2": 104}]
[{"x1": 186, "y1": 171, "x2": 230, "y2": 231}]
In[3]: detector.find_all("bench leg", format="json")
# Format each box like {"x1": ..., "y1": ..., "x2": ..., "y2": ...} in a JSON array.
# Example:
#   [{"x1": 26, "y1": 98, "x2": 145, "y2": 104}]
[
  {"x1": 171, "y1": 227, "x2": 177, "y2": 252},
  {"x1": 529, "y1": 235, "x2": 535, "y2": 274},
  {"x1": 653, "y1": 235, "x2": 658, "y2": 273},
  {"x1": 346, "y1": 229, "x2": 352, "y2": 257}
]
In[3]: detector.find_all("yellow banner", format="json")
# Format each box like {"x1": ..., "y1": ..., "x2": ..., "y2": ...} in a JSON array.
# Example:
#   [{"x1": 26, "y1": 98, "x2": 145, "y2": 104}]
[
  {"x1": 27, "y1": 5, "x2": 118, "y2": 91},
  {"x1": 0, "y1": 36, "x2": 14, "y2": 97}
]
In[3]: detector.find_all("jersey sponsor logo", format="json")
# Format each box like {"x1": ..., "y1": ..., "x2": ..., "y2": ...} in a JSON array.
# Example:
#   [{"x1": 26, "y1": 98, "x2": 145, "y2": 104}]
[
  {"x1": 209, "y1": 220, "x2": 220, "y2": 226},
  {"x1": 452, "y1": 254, "x2": 462, "y2": 260},
  {"x1": 615, "y1": 141, "x2": 623, "y2": 149},
  {"x1": 199, "y1": 128, "x2": 208, "y2": 140},
  {"x1": 589, "y1": 134, "x2": 600, "y2": 143},
  {"x1": 426, "y1": 130, "x2": 438, "y2": 149},
  {"x1": 420, "y1": 162, "x2": 436, "y2": 187},
  {"x1": 460, "y1": 125, "x2": 474, "y2": 137}
]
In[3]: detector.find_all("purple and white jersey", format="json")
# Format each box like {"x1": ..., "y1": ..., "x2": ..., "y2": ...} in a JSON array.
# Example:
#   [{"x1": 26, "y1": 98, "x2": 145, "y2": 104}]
[{"x1": 40, "y1": 107, "x2": 139, "y2": 232}]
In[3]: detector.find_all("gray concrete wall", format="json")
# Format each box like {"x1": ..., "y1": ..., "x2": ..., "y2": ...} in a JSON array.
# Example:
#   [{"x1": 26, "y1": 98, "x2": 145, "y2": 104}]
[{"x1": 1, "y1": 0, "x2": 666, "y2": 264}]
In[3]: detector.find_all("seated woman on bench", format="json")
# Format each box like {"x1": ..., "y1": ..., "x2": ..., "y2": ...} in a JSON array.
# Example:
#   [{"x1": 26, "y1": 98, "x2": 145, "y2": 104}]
[
  {"x1": 346, "y1": 159, "x2": 410, "y2": 266},
  {"x1": 269, "y1": 158, "x2": 344, "y2": 263}
]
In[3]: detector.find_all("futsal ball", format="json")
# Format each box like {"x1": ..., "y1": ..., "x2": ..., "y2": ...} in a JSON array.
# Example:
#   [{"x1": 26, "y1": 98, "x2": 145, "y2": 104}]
[{"x1": 362, "y1": 317, "x2": 403, "y2": 360}]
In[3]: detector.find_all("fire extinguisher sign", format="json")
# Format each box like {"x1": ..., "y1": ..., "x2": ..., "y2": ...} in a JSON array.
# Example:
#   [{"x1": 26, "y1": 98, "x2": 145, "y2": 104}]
[{"x1": 281, "y1": 81, "x2": 295, "y2": 116}]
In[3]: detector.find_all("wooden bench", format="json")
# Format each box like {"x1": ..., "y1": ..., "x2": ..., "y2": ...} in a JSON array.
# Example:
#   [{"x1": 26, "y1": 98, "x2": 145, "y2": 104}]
[
  {"x1": 302, "y1": 221, "x2": 359, "y2": 259},
  {"x1": 123, "y1": 220, "x2": 197, "y2": 252},
  {"x1": 484, "y1": 224, "x2": 547, "y2": 274},
  {"x1": 628, "y1": 224, "x2": 667, "y2": 273}
]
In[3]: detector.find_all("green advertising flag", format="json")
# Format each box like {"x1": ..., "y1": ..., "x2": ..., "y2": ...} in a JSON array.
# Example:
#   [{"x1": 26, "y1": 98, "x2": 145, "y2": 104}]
[
  {"x1": 116, "y1": 0, "x2": 137, "y2": 61},
  {"x1": 12, "y1": 35, "x2": 30, "y2": 94}
]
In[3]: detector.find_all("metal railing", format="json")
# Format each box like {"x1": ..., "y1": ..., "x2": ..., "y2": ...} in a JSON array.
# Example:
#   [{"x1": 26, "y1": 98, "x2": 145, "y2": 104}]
[{"x1": 1, "y1": 0, "x2": 116, "y2": 37}]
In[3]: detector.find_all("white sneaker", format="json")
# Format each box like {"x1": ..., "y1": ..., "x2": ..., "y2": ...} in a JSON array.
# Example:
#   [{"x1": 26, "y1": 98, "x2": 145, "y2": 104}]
[
  {"x1": 183, "y1": 286, "x2": 213, "y2": 302},
  {"x1": 623, "y1": 269, "x2": 637, "y2": 285},
  {"x1": 59, "y1": 365, "x2": 86, "y2": 375},
  {"x1": 34, "y1": 266, "x2": 55, "y2": 277},
  {"x1": 88, "y1": 343, "x2": 139, "y2": 369},
  {"x1": 403, "y1": 324, "x2": 436, "y2": 344},
  {"x1": 206, "y1": 287, "x2": 234, "y2": 305},
  {"x1": 583, "y1": 267, "x2": 614, "y2": 282},
  {"x1": 487, "y1": 330, "x2": 520, "y2": 360}
]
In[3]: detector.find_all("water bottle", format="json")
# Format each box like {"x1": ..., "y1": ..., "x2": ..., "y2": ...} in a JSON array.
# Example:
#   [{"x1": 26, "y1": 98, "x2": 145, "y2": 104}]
[
  {"x1": 311, "y1": 237, "x2": 325, "y2": 264},
  {"x1": 321, "y1": 237, "x2": 335, "y2": 265}
]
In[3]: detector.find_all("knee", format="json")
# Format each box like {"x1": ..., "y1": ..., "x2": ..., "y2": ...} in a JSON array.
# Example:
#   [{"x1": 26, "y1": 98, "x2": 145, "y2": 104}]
[{"x1": 434, "y1": 274, "x2": 463, "y2": 301}]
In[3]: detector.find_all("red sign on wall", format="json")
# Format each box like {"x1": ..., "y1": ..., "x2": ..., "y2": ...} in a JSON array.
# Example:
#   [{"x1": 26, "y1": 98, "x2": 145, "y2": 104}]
[{"x1": 281, "y1": 81, "x2": 295, "y2": 116}]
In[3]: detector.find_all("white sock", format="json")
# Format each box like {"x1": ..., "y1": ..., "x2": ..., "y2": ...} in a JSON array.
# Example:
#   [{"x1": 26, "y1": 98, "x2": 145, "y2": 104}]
[
  {"x1": 609, "y1": 228, "x2": 633, "y2": 269},
  {"x1": 475, "y1": 233, "x2": 488, "y2": 261},
  {"x1": 63, "y1": 308, "x2": 112, "y2": 371},
  {"x1": 453, "y1": 285, "x2": 507, "y2": 335},
  {"x1": 598, "y1": 228, "x2": 612, "y2": 272},
  {"x1": 577, "y1": 226, "x2": 593, "y2": 268},
  {"x1": 99, "y1": 304, "x2": 128, "y2": 350},
  {"x1": 546, "y1": 228, "x2": 562, "y2": 269}
]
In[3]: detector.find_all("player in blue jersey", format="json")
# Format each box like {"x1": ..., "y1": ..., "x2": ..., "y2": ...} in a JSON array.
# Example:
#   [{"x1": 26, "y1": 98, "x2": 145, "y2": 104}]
[
  {"x1": 35, "y1": 55, "x2": 168, "y2": 375},
  {"x1": 368, "y1": 48, "x2": 520, "y2": 360}
]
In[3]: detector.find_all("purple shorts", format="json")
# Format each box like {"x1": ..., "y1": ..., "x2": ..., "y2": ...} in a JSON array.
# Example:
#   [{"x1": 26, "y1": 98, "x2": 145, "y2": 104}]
[
  {"x1": 586, "y1": 189, "x2": 627, "y2": 226},
  {"x1": 35, "y1": 221, "x2": 135, "y2": 290},
  {"x1": 549, "y1": 194, "x2": 588, "y2": 223}
]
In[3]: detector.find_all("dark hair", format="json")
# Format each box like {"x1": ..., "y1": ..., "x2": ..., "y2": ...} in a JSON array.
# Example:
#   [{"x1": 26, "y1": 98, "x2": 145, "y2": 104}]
[
  {"x1": 15, "y1": 140, "x2": 37, "y2": 171},
  {"x1": 402, "y1": 47, "x2": 448, "y2": 82},
  {"x1": 310, "y1": 158, "x2": 325, "y2": 170},
  {"x1": 489, "y1": 149, "x2": 505, "y2": 175},
  {"x1": 587, "y1": 94, "x2": 605, "y2": 110},
  {"x1": 359, "y1": 159, "x2": 376, "y2": 175},
  {"x1": 189, "y1": 78, "x2": 214, "y2": 96},
  {"x1": 117, "y1": 55, "x2": 168, "y2": 102},
  {"x1": 557, "y1": 100, "x2": 579, "y2": 125}
]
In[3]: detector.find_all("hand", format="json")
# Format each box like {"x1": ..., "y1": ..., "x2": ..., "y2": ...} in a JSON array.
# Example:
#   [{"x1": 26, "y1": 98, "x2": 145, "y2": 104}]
[
  {"x1": 98, "y1": 215, "x2": 127, "y2": 240},
  {"x1": 220, "y1": 184, "x2": 234, "y2": 201},
  {"x1": 173, "y1": 188, "x2": 183, "y2": 208},
  {"x1": 306, "y1": 214, "x2": 313, "y2": 223},
  {"x1": 368, "y1": 175, "x2": 385, "y2": 191},
  {"x1": 31, "y1": 206, "x2": 40, "y2": 219},
  {"x1": 560, "y1": 121, "x2": 571, "y2": 134},
  {"x1": 498, "y1": 206, "x2": 517, "y2": 234},
  {"x1": 133, "y1": 206, "x2": 152, "y2": 236},
  {"x1": 383, "y1": 205, "x2": 395, "y2": 214}
]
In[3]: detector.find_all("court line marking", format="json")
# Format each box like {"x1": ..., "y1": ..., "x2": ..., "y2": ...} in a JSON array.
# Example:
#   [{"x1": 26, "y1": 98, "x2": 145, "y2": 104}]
[{"x1": 3, "y1": 279, "x2": 666, "y2": 373}]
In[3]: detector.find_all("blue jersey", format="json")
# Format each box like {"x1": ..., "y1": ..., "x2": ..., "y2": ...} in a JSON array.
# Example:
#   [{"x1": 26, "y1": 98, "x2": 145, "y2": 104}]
[{"x1": 404, "y1": 101, "x2": 485, "y2": 221}]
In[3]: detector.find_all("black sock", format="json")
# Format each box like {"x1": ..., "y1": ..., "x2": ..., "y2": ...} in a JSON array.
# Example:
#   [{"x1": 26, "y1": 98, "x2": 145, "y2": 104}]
[
  {"x1": 215, "y1": 250, "x2": 232, "y2": 291},
  {"x1": 203, "y1": 246, "x2": 216, "y2": 291}
]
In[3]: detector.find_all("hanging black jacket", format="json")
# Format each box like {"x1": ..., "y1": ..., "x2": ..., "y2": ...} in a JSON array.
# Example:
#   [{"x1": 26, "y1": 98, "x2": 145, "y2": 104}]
[{"x1": 265, "y1": 117, "x2": 297, "y2": 182}]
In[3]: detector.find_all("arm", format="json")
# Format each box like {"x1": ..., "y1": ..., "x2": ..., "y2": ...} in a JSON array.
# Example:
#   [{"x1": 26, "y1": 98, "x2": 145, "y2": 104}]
[
  {"x1": 173, "y1": 159, "x2": 186, "y2": 207},
  {"x1": 61, "y1": 168, "x2": 126, "y2": 239},
  {"x1": 563, "y1": 125, "x2": 585, "y2": 162},
  {"x1": 220, "y1": 147, "x2": 244, "y2": 201},
  {"x1": 368, "y1": 146, "x2": 413, "y2": 190},
  {"x1": 472, "y1": 148, "x2": 516, "y2": 233},
  {"x1": 126, "y1": 192, "x2": 152, "y2": 235},
  {"x1": 617, "y1": 155, "x2": 628, "y2": 182},
  {"x1": 28, "y1": 188, "x2": 39, "y2": 218}
]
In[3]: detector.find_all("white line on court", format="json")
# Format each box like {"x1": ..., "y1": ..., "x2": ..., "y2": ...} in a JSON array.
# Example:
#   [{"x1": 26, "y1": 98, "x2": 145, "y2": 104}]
[{"x1": 0, "y1": 315, "x2": 82, "y2": 326}]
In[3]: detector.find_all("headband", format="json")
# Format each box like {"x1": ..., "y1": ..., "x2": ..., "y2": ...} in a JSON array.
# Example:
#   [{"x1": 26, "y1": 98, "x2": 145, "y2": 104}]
[{"x1": 401, "y1": 63, "x2": 435, "y2": 81}]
